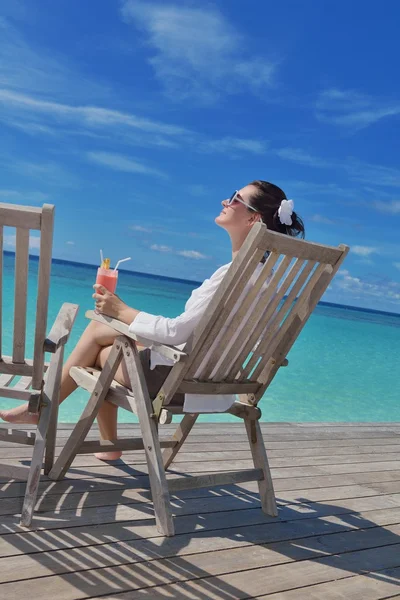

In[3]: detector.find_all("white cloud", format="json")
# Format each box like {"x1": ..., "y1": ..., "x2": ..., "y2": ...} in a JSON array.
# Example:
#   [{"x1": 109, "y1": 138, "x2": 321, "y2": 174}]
[
  {"x1": 150, "y1": 244, "x2": 208, "y2": 259},
  {"x1": 0, "y1": 88, "x2": 266, "y2": 157},
  {"x1": 0, "y1": 88, "x2": 188, "y2": 136},
  {"x1": 66, "y1": 241, "x2": 75, "y2": 245},
  {"x1": 335, "y1": 270, "x2": 400, "y2": 303},
  {"x1": 316, "y1": 88, "x2": 400, "y2": 131},
  {"x1": 203, "y1": 137, "x2": 267, "y2": 155},
  {"x1": 8, "y1": 159, "x2": 78, "y2": 187},
  {"x1": 177, "y1": 250, "x2": 207, "y2": 259},
  {"x1": 310, "y1": 214, "x2": 336, "y2": 225},
  {"x1": 87, "y1": 151, "x2": 167, "y2": 178},
  {"x1": 372, "y1": 200, "x2": 400, "y2": 214},
  {"x1": 345, "y1": 160, "x2": 400, "y2": 188},
  {"x1": 130, "y1": 225, "x2": 153, "y2": 232},
  {"x1": 121, "y1": 1, "x2": 276, "y2": 103},
  {"x1": 276, "y1": 147, "x2": 329, "y2": 168},
  {"x1": 0, "y1": 17, "x2": 106, "y2": 101},
  {"x1": 150, "y1": 244, "x2": 172, "y2": 253},
  {"x1": 351, "y1": 246, "x2": 379, "y2": 257},
  {"x1": 394, "y1": 263, "x2": 400, "y2": 271},
  {"x1": 0, "y1": 189, "x2": 48, "y2": 203}
]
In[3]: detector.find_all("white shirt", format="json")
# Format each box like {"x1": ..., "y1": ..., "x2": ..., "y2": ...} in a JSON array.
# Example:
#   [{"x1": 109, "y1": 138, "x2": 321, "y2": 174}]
[{"x1": 129, "y1": 264, "x2": 234, "y2": 412}]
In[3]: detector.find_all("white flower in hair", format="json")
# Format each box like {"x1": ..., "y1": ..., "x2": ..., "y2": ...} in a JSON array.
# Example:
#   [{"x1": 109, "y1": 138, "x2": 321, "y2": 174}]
[{"x1": 278, "y1": 199, "x2": 294, "y2": 226}]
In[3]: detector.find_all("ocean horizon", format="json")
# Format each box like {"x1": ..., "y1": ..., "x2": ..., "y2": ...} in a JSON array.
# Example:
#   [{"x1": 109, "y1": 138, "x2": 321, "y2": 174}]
[
  {"x1": 11, "y1": 250, "x2": 400, "y2": 318},
  {"x1": 1, "y1": 251, "x2": 399, "y2": 423}
]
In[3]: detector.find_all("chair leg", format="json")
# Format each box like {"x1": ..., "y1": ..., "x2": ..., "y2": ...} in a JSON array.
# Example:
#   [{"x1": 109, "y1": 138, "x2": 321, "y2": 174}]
[
  {"x1": 48, "y1": 339, "x2": 123, "y2": 481},
  {"x1": 122, "y1": 338, "x2": 175, "y2": 537},
  {"x1": 162, "y1": 413, "x2": 198, "y2": 470},
  {"x1": 20, "y1": 345, "x2": 64, "y2": 527},
  {"x1": 44, "y1": 346, "x2": 64, "y2": 475},
  {"x1": 20, "y1": 398, "x2": 51, "y2": 527},
  {"x1": 244, "y1": 418, "x2": 278, "y2": 517}
]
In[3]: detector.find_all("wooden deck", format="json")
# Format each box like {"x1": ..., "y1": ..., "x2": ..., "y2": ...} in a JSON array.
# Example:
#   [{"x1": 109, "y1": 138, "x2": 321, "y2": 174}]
[{"x1": 1, "y1": 421, "x2": 400, "y2": 599}]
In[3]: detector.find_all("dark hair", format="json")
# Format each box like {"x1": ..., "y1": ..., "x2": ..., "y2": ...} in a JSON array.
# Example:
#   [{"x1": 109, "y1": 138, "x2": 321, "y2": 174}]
[{"x1": 247, "y1": 180, "x2": 305, "y2": 238}]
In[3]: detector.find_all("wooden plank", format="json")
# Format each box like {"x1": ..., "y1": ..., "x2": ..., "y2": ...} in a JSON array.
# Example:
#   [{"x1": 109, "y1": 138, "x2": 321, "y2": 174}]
[
  {"x1": 12, "y1": 376, "x2": 32, "y2": 391},
  {"x1": 3, "y1": 443, "x2": 400, "y2": 462},
  {"x1": 0, "y1": 428, "x2": 35, "y2": 445},
  {"x1": 14, "y1": 457, "x2": 400, "y2": 484},
  {"x1": 178, "y1": 381, "x2": 260, "y2": 394},
  {"x1": 78, "y1": 438, "x2": 176, "y2": 454},
  {"x1": 0, "y1": 387, "x2": 34, "y2": 401},
  {"x1": 0, "y1": 357, "x2": 50, "y2": 376},
  {"x1": 260, "y1": 228, "x2": 346, "y2": 263},
  {"x1": 4, "y1": 448, "x2": 400, "y2": 471},
  {"x1": 77, "y1": 546, "x2": 400, "y2": 600},
  {"x1": 0, "y1": 202, "x2": 42, "y2": 229},
  {"x1": 2, "y1": 481, "x2": 400, "y2": 535},
  {"x1": 12, "y1": 228, "x2": 29, "y2": 363},
  {"x1": 31, "y1": 204, "x2": 54, "y2": 390},
  {"x1": 1, "y1": 492, "x2": 400, "y2": 558},
  {"x1": 257, "y1": 568, "x2": 400, "y2": 600},
  {"x1": 1, "y1": 520, "x2": 400, "y2": 591},
  {"x1": 4, "y1": 476, "x2": 400, "y2": 517},
  {"x1": 0, "y1": 529, "x2": 399, "y2": 599},
  {"x1": 168, "y1": 468, "x2": 263, "y2": 492},
  {"x1": 0, "y1": 374, "x2": 14, "y2": 386}
]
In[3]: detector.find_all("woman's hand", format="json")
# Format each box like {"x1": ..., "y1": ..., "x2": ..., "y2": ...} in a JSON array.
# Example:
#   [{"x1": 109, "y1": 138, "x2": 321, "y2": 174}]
[{"x1": 93, "y1": 285, "x2": 139, "y2": 324}]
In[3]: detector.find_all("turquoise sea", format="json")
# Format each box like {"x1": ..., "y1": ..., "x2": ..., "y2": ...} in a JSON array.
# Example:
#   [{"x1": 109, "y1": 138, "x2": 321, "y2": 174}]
[{"x1": 1, "y1": 253, "x2": 399, "y2": 423}]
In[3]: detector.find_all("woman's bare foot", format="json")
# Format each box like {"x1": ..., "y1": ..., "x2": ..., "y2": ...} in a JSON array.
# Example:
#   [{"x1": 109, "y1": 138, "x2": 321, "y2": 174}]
[
  {"x1": 0, "y1": 403, "x2": 39, "y2": 424},
  {"x1": 94, "y1": 451, "x2": 123, "y2": 461}
]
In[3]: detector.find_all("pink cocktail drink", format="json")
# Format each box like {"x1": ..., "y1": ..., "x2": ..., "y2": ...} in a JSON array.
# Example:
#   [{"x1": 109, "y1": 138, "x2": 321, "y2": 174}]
[{"x1": 96, "y1": 267, "x2": 118, "y2": 293}]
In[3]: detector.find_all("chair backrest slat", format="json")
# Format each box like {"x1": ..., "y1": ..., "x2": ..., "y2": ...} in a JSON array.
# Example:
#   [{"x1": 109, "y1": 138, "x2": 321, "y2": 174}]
[
  {"x1": 32, "y1": 205, "x2": 54, "y2": 389},
  {"x1": 239, "y1": 259, "x2": 317, "y2": 381},
  {"x1": 253, "y1": 263, "x2": 338, "y2": 399},
  {"x1": 249, "y1": 262, "x2": 328, "y2": 383},
  {"x1": 0, "y1": 202, "x2": 54, "y2": 389},
  {"x1": 225, "y1": 257, "x2": 306, "y2": 382},
  {"x1": 12, "y1": 228, "x2": 30, "y2": 363},
  {"x1": 212, "y1": 255, "x2": 302, "y2": 383},
  {"x1": 199, "y1": 252, "x2": 283, "y2": 381}
]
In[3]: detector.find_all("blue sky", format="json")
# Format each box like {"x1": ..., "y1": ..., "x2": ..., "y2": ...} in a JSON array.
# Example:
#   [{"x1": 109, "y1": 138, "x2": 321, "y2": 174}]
[{"x1": 0, "y1": 0, "x2": 400, "y2": 312}]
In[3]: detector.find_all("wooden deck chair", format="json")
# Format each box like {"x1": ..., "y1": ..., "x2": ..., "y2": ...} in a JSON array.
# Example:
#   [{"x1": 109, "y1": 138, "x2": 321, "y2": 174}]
[
  {"x1": 49, "y1": 223, "x2": 349, "y2": 536},
  {"x1": 0, "y1": 202, "x2": 78, "y2": 527}
]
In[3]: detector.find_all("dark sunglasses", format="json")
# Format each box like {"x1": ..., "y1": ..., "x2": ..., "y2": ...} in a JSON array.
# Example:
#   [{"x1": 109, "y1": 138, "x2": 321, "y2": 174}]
[{"x1": 227, "y1": 190, "x2": 258, "y2": 212}]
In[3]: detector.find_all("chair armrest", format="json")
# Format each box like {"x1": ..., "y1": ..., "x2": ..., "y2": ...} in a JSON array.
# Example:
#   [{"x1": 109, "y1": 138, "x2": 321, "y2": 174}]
[
  {"x1": 85, "y1": 310, "x2": 187, "y2": 363},
  {"x1": 44, "y1": 303, "x2": 79, "y2": 353}
]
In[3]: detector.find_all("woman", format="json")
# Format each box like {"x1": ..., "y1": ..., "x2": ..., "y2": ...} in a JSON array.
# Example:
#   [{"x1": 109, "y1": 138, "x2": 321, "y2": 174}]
[{"x1": 0, "y1": 181, "x2": 304, "y2": 459}]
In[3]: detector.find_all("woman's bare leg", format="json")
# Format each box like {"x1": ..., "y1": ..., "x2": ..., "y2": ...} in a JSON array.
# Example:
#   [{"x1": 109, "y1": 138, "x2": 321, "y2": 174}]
[
  {"x1": 0, "y1": 321, "x2": 121, "y2": 424},
  {"x1": 93, "y1": 345, "x2": 132, "y2": 461}
]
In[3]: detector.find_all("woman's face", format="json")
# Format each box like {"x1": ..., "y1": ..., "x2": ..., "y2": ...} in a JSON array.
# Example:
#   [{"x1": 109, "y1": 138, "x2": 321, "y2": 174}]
[{"x1": 215, "y1": 185, "x2": 260, "y2": 233}]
